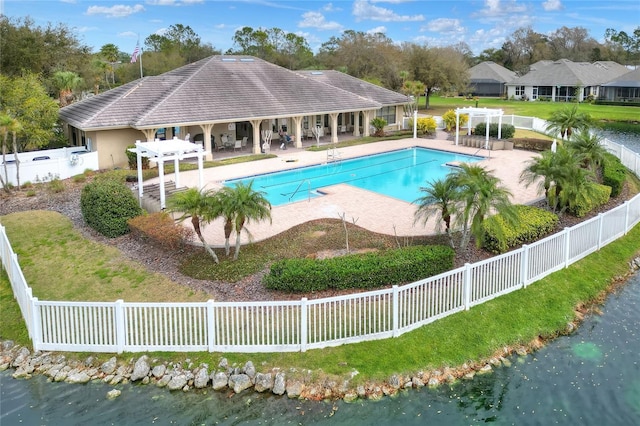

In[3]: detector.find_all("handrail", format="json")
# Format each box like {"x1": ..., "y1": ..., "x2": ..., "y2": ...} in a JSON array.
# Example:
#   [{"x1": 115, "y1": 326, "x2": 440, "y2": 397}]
[{"x1": 289, "y1": 179, "x2": 311, "y2": 202}]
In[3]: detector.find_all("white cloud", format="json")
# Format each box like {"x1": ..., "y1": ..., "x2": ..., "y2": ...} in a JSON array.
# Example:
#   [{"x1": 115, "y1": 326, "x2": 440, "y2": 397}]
[
  {"x1": 145, "y1": 0, "x2": 204, "y2": 5},
  {"x1": 366, "y1": 26, "x2": 387, "y2": 34},
  {"x1": 478, "y1": 0, "x2": 527, "y2": 17},
  {"x1": 118, "y1": 31, "x2": 139, "y2": 38},
  {"x1": 322, "y1": 3, "x2": 341, "y2": 12},
  {"x1": 353, "y1": 0, "x2": 424, "y2": 23},
  {"x1": 423, "y1": 18, "x2": 465, "y2": 35},
  {"x1": 298, "y1": 11, "x2": 344, "y2": 31},
  {"x1": 86, "y1": 4, "x2": 145, "y2": 18},
  {"x1": 542, "y1": 0, "x2": 563, "y2": 11}
]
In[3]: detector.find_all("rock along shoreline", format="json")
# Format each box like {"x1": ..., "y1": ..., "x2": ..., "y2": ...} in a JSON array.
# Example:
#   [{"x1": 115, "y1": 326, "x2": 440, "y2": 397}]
[{"x1": 2, "y1": 255, "x2": 639, "y2": 403}]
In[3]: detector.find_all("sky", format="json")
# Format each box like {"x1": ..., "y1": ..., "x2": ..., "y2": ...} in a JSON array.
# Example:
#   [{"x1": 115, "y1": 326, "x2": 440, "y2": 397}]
[{"x1": 1, "y1": 0, "x2": 639, "y2": 56}]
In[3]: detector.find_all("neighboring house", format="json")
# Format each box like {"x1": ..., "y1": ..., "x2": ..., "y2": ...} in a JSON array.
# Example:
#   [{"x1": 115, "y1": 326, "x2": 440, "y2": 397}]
[
  {"x1": 468, "y1": 61, "x2": 517, "y2": 97},
  {"x1": 505, "y1": 59, "x2": 629, "y2": 102},
  {"x1": 599, "y1": 67, "x2": 640, "y2": 103},
  {"x1": 58, "y1": 55, "x2": 409, "y2": 169}
]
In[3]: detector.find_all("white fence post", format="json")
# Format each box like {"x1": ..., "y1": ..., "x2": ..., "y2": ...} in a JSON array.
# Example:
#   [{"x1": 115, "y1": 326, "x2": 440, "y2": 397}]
[
  {"x1": 564, "y1": 228, "x2": 571, "y2": 268},
  {"x1": 463, "y1": 263, "x2": 472, "y2": 310},
  {"x1": 31, "y1": 297, "x2": 41, "y2": 351},
  {"x1": 207, "y1": 299, "x2": 215, "y2": 352},
  {"x1": 115, "y1": 299, "x2": 125, "y2": 354},
  {"x1": 624, "y1": 201, "x2": 630, "y2": 235},
  {"x1": 300, "y1": 297, "x2": 308, "y2": 351},
  {"x1": 597, "y1": 213, "x2": 604, "y2": 250},
  {"x1": 392, "y1": 286, "x2": 399, "y2": 336},
  {"x1": 521, "y1": 244, "x2": 529, "y2": 288}
]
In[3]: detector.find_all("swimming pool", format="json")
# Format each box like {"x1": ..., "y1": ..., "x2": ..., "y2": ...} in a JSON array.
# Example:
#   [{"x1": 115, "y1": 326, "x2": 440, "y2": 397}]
[{"x1": 224, "y1": 147, "x2": 483, "y2": 206}]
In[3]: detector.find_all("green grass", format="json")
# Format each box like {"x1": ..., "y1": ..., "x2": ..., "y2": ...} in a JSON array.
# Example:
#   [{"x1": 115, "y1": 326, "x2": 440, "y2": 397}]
[
  {"x1": 0, "y1": 211, "x2": 209, "y2": 303},
  {"x1": 2, "y1": 210, "x2": 639, "y2": 383},
  {"x1": 423, "y1": 95, "x2": 640, "y2": 123}
]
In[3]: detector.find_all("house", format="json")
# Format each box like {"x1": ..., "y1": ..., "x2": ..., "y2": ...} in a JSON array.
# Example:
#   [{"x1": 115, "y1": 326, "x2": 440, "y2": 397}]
[
  {"x1": 58, "y1": 55, "x2": 410, "y2": 169},
  {"x1": 468, "y1": 61, "x2": 516, "y2": 97},
  {"x1": 505, "y1": 59, "x2": 629, "y2": 102},
  {"x1": 599, "y1": 67, "x2": 640, "y2": 103}
]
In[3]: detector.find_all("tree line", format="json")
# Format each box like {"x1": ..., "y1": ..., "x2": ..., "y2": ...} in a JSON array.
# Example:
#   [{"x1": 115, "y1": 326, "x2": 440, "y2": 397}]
[{"x1": 2, "y1": 15, "x2": 638, "y2": 98}]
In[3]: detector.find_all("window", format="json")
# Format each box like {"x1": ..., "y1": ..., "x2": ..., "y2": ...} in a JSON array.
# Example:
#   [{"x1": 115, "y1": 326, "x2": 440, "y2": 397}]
[
  {"x1": 536, "y1": 86, "x2": 553, "y2": 100},
  {"x1": 376, "y1": 106, "x2": 396, "y2": 124},
  {"x1": 515, "y1": 86, "x2": 525, "y2": 96}
]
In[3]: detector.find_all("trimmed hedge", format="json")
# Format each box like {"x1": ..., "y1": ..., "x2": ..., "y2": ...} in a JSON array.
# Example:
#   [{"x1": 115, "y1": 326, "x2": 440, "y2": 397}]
[
  {"x1": 482, "y1": 205, "x2": 559, "y2": 254},
  {"x1": 511, "y1": 138, "x2": 553, "y2": 151},
  {"x1": 263, "y1": 245, "x2": 455, "y2": 293},
  {"x1": 81, "y1": 178, "x2": 144, "y2": 237},
  {"x1": 567, "y1": 183, "x2": 611, "y2": 218},
  {"x1": 474, "y1": 122, "x2": 516, "y2": 139},
  {"x1": 602, "y1": 152, "x2": 626, "y2": 198}
]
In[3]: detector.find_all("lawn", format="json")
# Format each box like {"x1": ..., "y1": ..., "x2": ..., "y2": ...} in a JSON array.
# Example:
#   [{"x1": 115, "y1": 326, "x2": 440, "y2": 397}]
[{"x1": 422, "y1": 95, "x2": 640, "y2": 123}]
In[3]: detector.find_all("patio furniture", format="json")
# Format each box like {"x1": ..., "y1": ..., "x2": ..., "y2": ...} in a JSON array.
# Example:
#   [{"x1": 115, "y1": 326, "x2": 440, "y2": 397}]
[
  {"x1": 241, "y1": 136, "x2": 248, "y2": 149},
  {"x1": 233, "y1": 139, "x2": 242, "y2": 151},
  {"x1": 218, "y1": 135, "x2": 228, "y2": 151}
]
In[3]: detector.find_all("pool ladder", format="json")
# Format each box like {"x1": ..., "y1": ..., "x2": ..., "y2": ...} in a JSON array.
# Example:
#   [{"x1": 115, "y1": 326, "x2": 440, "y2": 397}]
[{"x1": 289, "y1": 179, "x2": 312, "y2": 202}]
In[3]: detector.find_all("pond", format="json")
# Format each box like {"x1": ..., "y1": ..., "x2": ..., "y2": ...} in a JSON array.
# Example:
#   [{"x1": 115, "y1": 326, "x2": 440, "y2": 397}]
[{"x1": 2, "y1": 271, "x2": 639, "y2": 425}]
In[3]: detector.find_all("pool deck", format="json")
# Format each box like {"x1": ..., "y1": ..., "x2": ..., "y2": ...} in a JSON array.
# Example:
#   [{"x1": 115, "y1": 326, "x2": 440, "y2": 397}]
[{"x1": 146, "y1": 133, "x2": 544, "y2": 247}]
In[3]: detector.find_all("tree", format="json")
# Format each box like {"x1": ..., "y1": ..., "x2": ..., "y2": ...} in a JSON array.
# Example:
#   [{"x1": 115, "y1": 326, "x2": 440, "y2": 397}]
[
  {"x1": 0, "y1": 114, "x2": 20, "y2": 191},
  {"x1": 404, "y1": 44, "x2": 469, "y2": 108},
  {"x1": 167, "y1": 188, "x2": 220, "y2": 263},
  {"x1": 413, "y1": 175, "x2": 460, "y2": 248},
  {"x1": 52, "y1": 71, "x2": 83, "y2": 107},
  {"x1": 501, "y1": 26, "x2": 550, "y2": 74},
  {"x1": 519, "y1": 149, "x2": 558, "y2": 208},
  {"x1": 0, "y1": 73, "x2": 58, "y2": 153},
  {"x1": 605, "y1": 27, "x2": 640, "y2": 65},
  {"x1": 548, "y1": 26, "x2": 599, "y2": 62},
  {"x1": 545, "y1": 104, "x2": 595, "y2": 140},
  {"x1": 452, "y1": 164, "x2": 518, "y2": 250},
  {"x1": 99, "y1": 43, "x2": 120, "y2": 85},
  {"x1": 215, "y1": 181, "x2": 271, "y2": 260},
  {"x1": 568, "y1": 129, "x2": 609, "y2": 173},
  {"x1": 401, "y1": 80, "x2": 425, "y2": 115},
  {"x1": 370, "y1": 117, "x2": 387, "y2": 137}
]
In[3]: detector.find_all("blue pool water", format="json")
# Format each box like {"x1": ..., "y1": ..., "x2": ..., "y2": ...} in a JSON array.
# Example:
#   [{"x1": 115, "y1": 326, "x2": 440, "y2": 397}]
[{"x1": 224, "y1": 147, "x2": 482, "y2": 206}]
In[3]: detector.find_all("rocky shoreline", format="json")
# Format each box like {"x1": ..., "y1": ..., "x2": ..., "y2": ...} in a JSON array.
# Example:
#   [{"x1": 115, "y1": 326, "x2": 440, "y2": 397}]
[{"x1": 3, "y1": 256, "x2": 639, "y2": 403}]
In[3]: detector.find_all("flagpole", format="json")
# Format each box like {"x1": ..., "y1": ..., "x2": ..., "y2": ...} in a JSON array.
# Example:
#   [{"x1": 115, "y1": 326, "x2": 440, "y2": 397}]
[{"x1": 139, "y1": 47, "x2": 143, "y2": 78}]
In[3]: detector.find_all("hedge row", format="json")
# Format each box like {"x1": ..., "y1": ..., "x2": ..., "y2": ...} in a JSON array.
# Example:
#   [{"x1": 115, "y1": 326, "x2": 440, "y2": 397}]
[
  {"x1": 482, "y1": 205, "x2": 559, "y2": 254},
  {"x1": 567, "y1": 183, "x2": 612, "y2": 218},
  {"x1": 473, "y1": 122, "x2": 516, "y2": 139},
  {"x1": 602, "y1": 152, "x2": 626, "y2": 198},
  {"x1": 263, "y1": 245, "x2": 455, "y2": 293}
]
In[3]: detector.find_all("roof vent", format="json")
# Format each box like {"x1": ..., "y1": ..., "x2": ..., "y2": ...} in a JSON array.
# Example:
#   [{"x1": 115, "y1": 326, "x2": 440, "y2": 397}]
[
  {"x1": 221, "y1": 58, "x2": 237, "y2": 62},
  {"x1": 311, "y1": 71, "x2": 323, "y2": 75},
  {"x1": 240, "y1": 58, "x2": 254, "y2": 62}
]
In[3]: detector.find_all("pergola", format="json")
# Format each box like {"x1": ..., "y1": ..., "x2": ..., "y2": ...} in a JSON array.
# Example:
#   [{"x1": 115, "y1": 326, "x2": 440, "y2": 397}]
[
  {"x1": 131, "y1": 137, "x2": 206, "y2": 209},
  {"x1": 454, "y1": 107, "x2": 504, "y2": 149}
]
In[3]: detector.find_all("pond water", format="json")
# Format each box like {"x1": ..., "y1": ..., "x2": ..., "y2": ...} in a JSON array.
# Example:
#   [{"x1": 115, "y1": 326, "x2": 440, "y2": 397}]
[{"x1": 2, "y1": 271, "x2": 639, "y2": 425}]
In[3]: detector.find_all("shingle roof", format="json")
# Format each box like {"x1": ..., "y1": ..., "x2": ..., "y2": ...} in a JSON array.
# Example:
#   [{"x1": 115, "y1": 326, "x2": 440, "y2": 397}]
[
  {"x1": 60, "y1": 56, "x2": 398, "y2": 131},
  {"x1": 601, "y1": 67, "x2": 640, "y2": 88},
  {"x1": 507, "y1": 59, "x2": 629, "y2": 86},
  {"x1": 468, "y1": 62, "x2": 517, "y2": 84}
]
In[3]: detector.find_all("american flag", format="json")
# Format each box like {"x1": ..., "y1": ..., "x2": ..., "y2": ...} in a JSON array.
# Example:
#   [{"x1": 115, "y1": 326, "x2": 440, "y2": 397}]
[{"x1": 131, "y1": 44, "x2": 140, "y2": 63}]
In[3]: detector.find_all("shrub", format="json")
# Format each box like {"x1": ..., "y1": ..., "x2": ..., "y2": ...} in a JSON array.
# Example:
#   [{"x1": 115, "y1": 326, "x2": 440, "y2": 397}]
[
  {"x1": 48, "y1": 178, "x2": 65, "y2": 193},
  {"x1": 128, "y1": 212, "x2": 193, "y2": 251},
  {"x1": 511, "y1": 138, "x2": 553, "y2": 151},
  {"x1": 263, "y1": 245, "x2": 455, "y2": 292},
  {"x1": 474, "y1": 123, "x2": 516, "y2": 139},
  {"x1": 482, "y1": 205, "x2": 559, "y2": 254},
  {"x1": 410, "y1": 116, "x2": 437, "y2": 135},
  {"x1": 81, "y1": 177, "x2": 143, "y2": 237},
  {"x1": 602, "y1": 152, "x2": 626, "y2": 198},
  {"x1": 126, "y1": 145, "x2": 149, "y2": 170},
  {"x1": 566, "y1": 183, "x2": 611, "y2": 218},
  {"x1": 442, "y1": 110, "x2": 467, "y2": 131}
]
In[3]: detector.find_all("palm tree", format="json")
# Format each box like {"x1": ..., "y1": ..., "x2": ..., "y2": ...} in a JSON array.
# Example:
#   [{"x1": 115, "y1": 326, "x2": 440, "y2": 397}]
[
  {"x1": 413, "y1": 174, "x2": 460, "y2": 248},
  {"x1": 167, "y1": 188, "x2": 220, "y2": 263},
  {"x1": 99, "y1": 43, "x2": 120, "y2": 85},
  {"x1": 0, "y1": 114, "x2": 22, "y2": 191},
  {"x1": 453, "y1": 164, "x2": 518, "y2": 250},
  {"x1": 568, "y1": 129, "x2": 609, "y2": 174},
  {"x1": 519, "y1": 149, "x2": 558, "y2": 207},
  {"x1": 213, "y1": 188, "x2": 236, "y2": 256},
  {"x1": 370, "y1": 117, "x2": 387, "y2": 137},
  {"x1": 216, "y1": 181, "x2": 272, "y2": 260},
  {"x1": 545, "y1": 104, "x2": 595, "y2": 140},
  {"x1": 52, "y1": 71, "x2": 83, "y2": 107}
]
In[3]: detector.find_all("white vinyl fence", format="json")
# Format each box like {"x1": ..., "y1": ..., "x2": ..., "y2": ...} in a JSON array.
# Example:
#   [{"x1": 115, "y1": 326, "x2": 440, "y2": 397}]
[{"x1": 2, "y1": 124, "x2": 639, "y2": 354}]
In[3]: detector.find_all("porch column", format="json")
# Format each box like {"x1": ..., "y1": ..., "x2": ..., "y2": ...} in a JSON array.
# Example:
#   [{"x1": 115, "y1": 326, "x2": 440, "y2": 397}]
[
  {"x1": 353, "y1": 113, "x2": 360, "y2": 137},
  {"x1": 292, "y1": 116, "x2": 303, "y2": 148},
  {"x1": 250, "y1": 119, "x2": 263, "y2": 154},
  {"x1": 199, "y1": 123, "x2": 214, "y2": 160},
  {"x1": 329, "y1": 113, "x2": 339, "y2": 144},
  {"x1": 143, "y1": 129, "x2": 156, "y2": 141}
]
